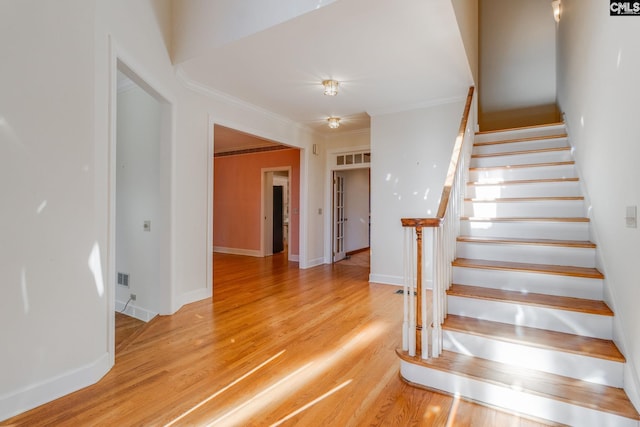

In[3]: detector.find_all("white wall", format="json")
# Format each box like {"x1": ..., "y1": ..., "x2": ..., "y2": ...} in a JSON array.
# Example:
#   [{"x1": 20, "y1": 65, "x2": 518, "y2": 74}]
[
  {"x1": 556, "y1": 0, "x2": 640, "y2": 409},
  {"x1": 479, "y1": 0, "x2": 558, "y2": 130},
  {"x1": 452, "y1": 0, "x2": 479, "y2": 84},
  {"x1": 0, "y1": 0, "x2": 324, "y2": 420},
  {"x1": 343, "y1": 169, "x2": 370, "y2": 253},
  {"x1": 369, "y1": 100, "x2": 466, "y2": 285},
  {"x1": 116, "y1": 81, "x2": 163, "y2": 321},
  {"x1": 0, "y1": 0, "x2": 108, "y2": 419},
  {"x1": 323, "y1": 129, "x2": 371, "y2": 152}
]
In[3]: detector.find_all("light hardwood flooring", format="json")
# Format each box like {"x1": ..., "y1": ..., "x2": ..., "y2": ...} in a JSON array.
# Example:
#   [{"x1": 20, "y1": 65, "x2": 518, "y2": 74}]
[
  {"x1": 337, "y1": 249, "x2": 370, "y2": 268},
  {"x1": 4, "y1": 253, "x2": 553, "y2": 426},
  {"x1": 115, "y1": 312, "x2": 145, "y2": 352}
]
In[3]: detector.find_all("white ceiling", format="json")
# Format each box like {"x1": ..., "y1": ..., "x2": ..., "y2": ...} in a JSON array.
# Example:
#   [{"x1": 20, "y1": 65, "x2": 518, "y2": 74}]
[{"x1": 173, "y1": 0, "x2": 472, "y2": 148}]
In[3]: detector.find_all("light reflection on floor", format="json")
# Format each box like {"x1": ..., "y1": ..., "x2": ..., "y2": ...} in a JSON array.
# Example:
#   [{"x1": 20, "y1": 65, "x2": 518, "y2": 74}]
[{"x1": 164, "y1": 322, "x2": 386, "y2": 426}]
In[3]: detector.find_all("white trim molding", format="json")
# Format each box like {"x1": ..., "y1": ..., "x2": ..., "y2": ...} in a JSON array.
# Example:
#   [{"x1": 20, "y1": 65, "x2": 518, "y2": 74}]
[
  {"x1": 115, "y1": 300, "x2": 158, "y2": 323},
  {"x1": 213, "y1": 246, "x2": 262, "y2": 257},
  {"x1": 0, "y1": 353, "x2": 110, "y2": 422}
]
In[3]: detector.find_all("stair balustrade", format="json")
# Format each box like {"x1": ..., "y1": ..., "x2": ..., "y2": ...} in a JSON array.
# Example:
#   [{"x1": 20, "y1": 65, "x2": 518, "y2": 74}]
[{"x1": 401, "y1": 86, "x2": 474, "y2": 359}]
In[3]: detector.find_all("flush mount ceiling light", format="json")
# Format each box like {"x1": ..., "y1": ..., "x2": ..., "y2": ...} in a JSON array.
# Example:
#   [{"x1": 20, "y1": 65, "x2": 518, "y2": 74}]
[
  {"x1": 552, "y1": 0, "x2": 561, "y2": 22},
  {"x1": 327, "y1": 117, "x2": 340, "y2": 129},
  {"x1": 322, "y1": 79, "x2": 339, "y2": 96}
]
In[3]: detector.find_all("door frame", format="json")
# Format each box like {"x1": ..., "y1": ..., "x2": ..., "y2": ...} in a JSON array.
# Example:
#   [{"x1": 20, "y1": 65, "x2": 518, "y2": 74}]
[
  {"x1": 324, "y1": 146, "x2": 371, "y2": 264},
  {"x1": 261, "y1": 166, "x2": 292, "y2": 258},
  {"x1": 107, "y1": 37, "x2": 175, "y2": 364},
  {"x1": 209, "y1": 121, "x2": 306, "y2": 275}
]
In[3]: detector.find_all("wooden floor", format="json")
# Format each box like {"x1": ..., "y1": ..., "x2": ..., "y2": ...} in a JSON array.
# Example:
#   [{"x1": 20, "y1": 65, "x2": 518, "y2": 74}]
[
  {"x1": 4, "y1": 253, "x2": 553, "y2": 426},
  {"x1": 115, "y1": 312, "x2": 145, "y2": 352}
]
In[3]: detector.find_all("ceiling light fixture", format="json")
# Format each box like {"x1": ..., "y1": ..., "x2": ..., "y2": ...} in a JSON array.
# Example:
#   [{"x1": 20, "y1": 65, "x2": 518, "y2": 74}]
[
  {"x1": 552, "y1": 0, "x2": 561, "y2": 23},
  {"x1": 327, "y1": 117, "x2": 340, "y2": 129},
  {"x1": 322, "y1": 79, "x2": 339, "y2": 96}
]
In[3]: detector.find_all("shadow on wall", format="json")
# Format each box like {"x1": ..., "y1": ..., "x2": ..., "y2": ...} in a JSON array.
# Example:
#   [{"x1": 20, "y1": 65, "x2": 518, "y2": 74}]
[{"x1": 479, "y1": 104, "x2": 562, "y2": 131}]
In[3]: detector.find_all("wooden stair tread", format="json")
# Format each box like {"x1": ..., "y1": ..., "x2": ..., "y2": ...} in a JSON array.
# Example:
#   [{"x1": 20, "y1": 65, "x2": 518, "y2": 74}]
[
  {"x1": 447, "y1": 284, "x2": 612, "y2": 316},
  {"x1": 465, "y1": 196, "x2": 584, "y2": 202},
  {"x1": 457, "y1": 236, "x2": 596, "y2": 249},
  {"x1": 452, "y1": 258, "x2": 603, "y2": 279},
  {"x1": 468, "y1": 177, "x2": 579, "y2": 186},
  {"x1": 443, "y1": 315, "x2": 624, "y2": 362},
  {"x1": 472, "y1": 146, "x2": 570, "y2": 159},
  {"x1": 476, "y1": 122, "x2": 565, "y2": 135},
  {"x1": 469, "y1": 161, "x2": 575, "y2": 171},
  {"x1": 474, "y1": 134, "x2": 568, "y2": 147},
  {"x1": 462, "y1": 216, "x2": 590, "y2": 223},
  {"x1": 396, "y1": 350, "x2": 640, "y2": 420}
]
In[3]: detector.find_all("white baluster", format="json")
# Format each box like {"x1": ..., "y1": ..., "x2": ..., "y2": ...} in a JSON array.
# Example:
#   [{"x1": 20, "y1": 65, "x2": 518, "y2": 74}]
[
  {"x1": 402, "y1": 228, "x2": 410, "y2": 352},
  {"x1": 408, "y1": 229, "x2": 416, "y2": 357}
]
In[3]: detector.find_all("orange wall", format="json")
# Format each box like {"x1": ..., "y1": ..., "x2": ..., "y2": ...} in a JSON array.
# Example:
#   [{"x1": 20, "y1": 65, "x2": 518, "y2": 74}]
[{"x1": 213, "y1": 148, "x2": 300, "y2": 255}]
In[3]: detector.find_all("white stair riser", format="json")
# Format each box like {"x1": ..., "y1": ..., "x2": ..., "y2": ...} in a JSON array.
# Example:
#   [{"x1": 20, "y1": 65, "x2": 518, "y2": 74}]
[
  {"x1": 456, "y1": 242, "x2": 596, "y2": 268},
  {"x1": 447, "y1": 296, "x2": 612, "y2": 339},
  {"x1": 471, "y1": 150, "x2": 573, "y2": 168},
  {"x1": 475, "y1": 125, "x2": 567, "y2": 143},
  {"x1": 460, "y1": 220, "x2": 590, "y2": 240},
  {"x1": 464, "y1": 200, "x2": 585, "y2": 218},
  {"x1": 470, "y1": 164, "x2": 577, "y2": 182},
  {"x1": 452, "y1": 267, "x2": 603, "y2": 299},
  {"x1": 443, "y1": 330, "x2": 623, "y2": 387},
  {"x1": 399, "y1": 362, "x2": 638, "y2": 427},
  {"x1": 467, "y1": 181, "x2": 581, "y2": 198},
  {"x1": 473, "y1": 137, "x2": 568, "y2": 155}
]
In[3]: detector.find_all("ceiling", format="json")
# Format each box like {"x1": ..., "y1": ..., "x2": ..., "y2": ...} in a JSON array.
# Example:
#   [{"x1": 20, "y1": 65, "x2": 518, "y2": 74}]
[
  {"x1": 214, "y1": 124, "x2": 284, "y2": 155},
  {"x1": 173, "y1": 0, "x2": 472, "y2": 150}
]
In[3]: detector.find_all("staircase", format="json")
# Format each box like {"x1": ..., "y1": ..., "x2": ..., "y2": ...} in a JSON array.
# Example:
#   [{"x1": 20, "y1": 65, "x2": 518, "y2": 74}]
[{"x1": 398, "y1": 123, "x2": 640, "y2": 426}]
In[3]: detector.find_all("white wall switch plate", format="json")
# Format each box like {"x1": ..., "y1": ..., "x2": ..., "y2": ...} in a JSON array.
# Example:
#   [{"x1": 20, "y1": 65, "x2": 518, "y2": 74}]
[{"x1": 626, "y1": 206, "x2": 637, "y2": 228}]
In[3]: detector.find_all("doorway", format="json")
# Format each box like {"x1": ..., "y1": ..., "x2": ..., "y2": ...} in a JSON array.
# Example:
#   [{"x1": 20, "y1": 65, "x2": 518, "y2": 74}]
[
  {"x1": 262, "y1": 168, "x2": 291, "y2": 258},
  {"x1": 211, "y1": 125, "x2": 300, "y2": 266},
  {"x1": 111, "y1": 61, "x2": 173, "y2": 358},
  {"x1": 333, "y1": 171, "x2": 346, "y2": 262},
  {"x1": 332, "y1": 168, "x2": 371, "y2": 263}
]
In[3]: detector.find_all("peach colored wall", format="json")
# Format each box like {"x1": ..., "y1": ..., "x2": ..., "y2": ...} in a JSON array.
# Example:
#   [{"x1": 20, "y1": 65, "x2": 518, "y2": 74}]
[{"x1": 214, "y1": 148, "x2": 300, "y2": 255}]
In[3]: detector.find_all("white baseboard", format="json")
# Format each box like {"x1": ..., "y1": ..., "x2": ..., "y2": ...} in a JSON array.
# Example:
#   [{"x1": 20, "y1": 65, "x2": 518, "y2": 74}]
[
  {"x1": 115, "y1": 300, "x2": 158, "y2": 322},
  {"x1": 0, "y1": 353, "x2": 110, "y2": 422},
  {"x1": 301, "y1": 256, "x2": 323, "y2": 269},
  {"x1": 213, "y1": 246, "x2": 262, "y2": 257},
  {"x1": 288, "y1": 253, "x2": 300, "y2": 262},
  {"x1": 174, "y1": 287, "x2": 212, "y2": 313},
  {"x1": 368, "y1": 273, "x2": 404, "y2": 286}
]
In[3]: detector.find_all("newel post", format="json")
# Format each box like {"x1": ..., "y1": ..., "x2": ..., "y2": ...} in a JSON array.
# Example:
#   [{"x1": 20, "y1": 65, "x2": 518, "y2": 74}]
[{"x1": 403, "y1": 218, "x2": 439, "y2": 357}]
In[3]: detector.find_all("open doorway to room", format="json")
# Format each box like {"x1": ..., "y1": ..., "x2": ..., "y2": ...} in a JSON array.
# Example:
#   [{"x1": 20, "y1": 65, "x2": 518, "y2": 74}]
[
  {"x1": 332, "y1": 165, "x2": 371, "y2": 265},
  {"x1": 111, "y1": 61, "x2": 173, "y2": 357},
  {"x1": 211, "y1": 125, "x2": 301, "y2": 293},
  {"x1": 262, "y1": 168, "x2": 292, "y2": 259}
]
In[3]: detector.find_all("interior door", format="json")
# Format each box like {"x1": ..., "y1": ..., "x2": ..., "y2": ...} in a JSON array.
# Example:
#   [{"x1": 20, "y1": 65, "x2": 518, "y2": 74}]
[
  {"x1": 272, "y1": 185, "x2": 284, "y2": 253},
  {"x1": 263, "y1": 171, "x2": 274, "y2": 257},
  {"x1": 333, "y1": 171, "x2": 346, "y2": 262}
]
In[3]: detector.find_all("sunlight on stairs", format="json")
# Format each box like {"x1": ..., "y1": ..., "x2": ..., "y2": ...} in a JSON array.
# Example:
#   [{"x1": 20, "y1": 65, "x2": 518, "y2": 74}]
[{"x1": 399, "y1": 123, "x2": 640, "y2": 426}]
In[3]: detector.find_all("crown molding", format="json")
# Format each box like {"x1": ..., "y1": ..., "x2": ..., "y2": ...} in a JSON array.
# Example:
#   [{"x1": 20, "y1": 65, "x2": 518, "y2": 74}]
[{"x1": 175, "y1": 67, "x2": 317, "y2": 137}]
